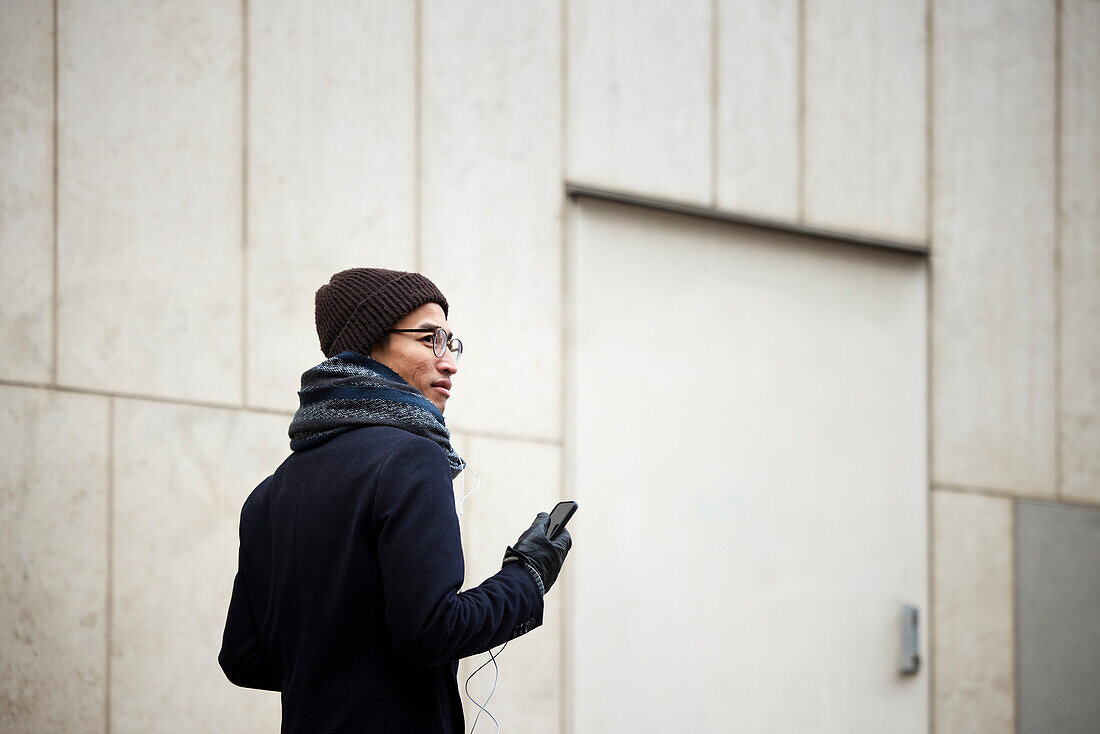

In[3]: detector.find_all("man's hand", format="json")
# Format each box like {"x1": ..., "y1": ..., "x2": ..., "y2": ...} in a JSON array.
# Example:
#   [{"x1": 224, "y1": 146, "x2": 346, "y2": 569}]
[{"x1": 502, "y1": 513, "x2": 572, "y2": 595}]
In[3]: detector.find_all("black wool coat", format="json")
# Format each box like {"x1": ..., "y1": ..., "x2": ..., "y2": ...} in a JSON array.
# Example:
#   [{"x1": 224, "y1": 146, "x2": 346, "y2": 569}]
[{"x1": 219, "y1": 425, "x2": 543, "y2": 733}]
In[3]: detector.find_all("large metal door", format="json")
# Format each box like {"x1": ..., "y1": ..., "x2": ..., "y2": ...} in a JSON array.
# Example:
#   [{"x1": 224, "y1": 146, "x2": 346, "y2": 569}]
[{"x1": 566, "y1": 200, "x2": 928, "y2": 733}]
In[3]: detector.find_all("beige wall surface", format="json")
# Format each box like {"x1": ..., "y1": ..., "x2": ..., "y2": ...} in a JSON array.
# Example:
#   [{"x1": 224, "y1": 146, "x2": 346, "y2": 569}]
[
  {"x1": 57, "y1": 0, "x2": 245, "y2": 405},
  {"x1": 2, "y1": 1, "x2": 1098, "y2": 733},
  {"x1": 0, "y1": 0, "x2": 54, "y2": 383},
  {"x1": 932, "y1": 491, "x2": 1015, "y2": 734},
  {"x1": 567, "y1": 0, "x2": 712, "y2": 203},
  {"x1": 1, "y1": 387, "x2": 109, "y2": 733},
  {"x1": 804, "y1": 0, "x2": 927, "y2": 242},
  {"x1": 716, "y1": 0, "x2": 799, "y2": 219},
  {"x1": 456, "y1": 436, "x2": 563, "y2": 733},
  {"x1": 110, "y1": 400, "x2": 286, "y2": 733},
  {"x1": 1060, "y1": 0, "x2": 1100, "y2": 504},
  {"x1": 246, "y1": 0, "x2": 417, "y2": 412},
  {"x1": 421, "y1": 0, "x2": 562, "y2": 442},
  {"x1": 931, "y1": 0, "x2": 1057, "y2": 497}
]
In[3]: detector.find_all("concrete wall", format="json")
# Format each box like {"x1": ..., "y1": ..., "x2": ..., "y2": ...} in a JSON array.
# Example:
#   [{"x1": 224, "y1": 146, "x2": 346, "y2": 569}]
[
  {"x1": 930, "y1": 2, "x2": 1100, "y2": 733},
  {"x1": 2, "y1": 0, "x2": 1098, "y2": 732}
]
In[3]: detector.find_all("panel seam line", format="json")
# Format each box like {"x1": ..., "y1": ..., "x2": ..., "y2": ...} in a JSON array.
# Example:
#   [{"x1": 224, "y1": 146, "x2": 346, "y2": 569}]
[
  {"x1": 51, "y1": 0, "x2": 60, "y2": 385},
  {"x1": 240, "y1": 0, "x2": 250, "y2": 407},
  {"x1": 105, "y1": 396, "x2": 114, "y2": 733}
]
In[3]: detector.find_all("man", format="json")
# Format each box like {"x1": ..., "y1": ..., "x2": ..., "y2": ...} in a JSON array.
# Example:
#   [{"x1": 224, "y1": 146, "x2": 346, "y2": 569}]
[{"x1": 219, "y1": 268, "x2": 572, "y2": 733}]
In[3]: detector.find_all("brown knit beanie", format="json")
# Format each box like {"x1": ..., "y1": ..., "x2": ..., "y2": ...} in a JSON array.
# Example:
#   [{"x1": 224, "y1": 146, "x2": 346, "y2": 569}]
[{"x1": 314, "y1": 268, "x2": 449, "y2": 358}]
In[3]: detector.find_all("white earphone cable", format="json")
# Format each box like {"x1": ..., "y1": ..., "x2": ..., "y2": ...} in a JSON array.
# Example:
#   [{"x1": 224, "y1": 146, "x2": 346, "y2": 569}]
[
  {"x1": 457, "y1": 465, "x2": 481, "y2": 518},
  {"x1": 457, "y1": 464, "x2": 506, "y2": 732},
  {"x1": 466, "y1": 640, "x2": 508, "y2": 734}
]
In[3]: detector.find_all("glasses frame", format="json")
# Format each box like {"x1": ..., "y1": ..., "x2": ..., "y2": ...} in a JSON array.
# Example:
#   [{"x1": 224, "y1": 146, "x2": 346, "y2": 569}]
[{"x1": 389, "y1": 327, "x2": 463, "y2": 360}]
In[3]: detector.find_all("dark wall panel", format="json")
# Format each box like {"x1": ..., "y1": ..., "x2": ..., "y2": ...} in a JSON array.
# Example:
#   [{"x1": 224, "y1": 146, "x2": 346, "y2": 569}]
[{"x1": 1017, "y1": 500, "x2": 1100, "y2": 734}]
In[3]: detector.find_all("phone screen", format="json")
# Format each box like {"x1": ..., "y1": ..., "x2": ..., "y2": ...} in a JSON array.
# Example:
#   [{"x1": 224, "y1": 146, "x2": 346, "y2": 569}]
[{"x1": 546, "y1": 501, "x2": 578, "y2": 539}]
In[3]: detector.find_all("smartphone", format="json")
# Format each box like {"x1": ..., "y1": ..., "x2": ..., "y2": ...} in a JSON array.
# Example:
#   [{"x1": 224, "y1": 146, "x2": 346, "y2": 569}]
[{"x1": 546, "y1": 501, "x2": 578, "y2": 539}]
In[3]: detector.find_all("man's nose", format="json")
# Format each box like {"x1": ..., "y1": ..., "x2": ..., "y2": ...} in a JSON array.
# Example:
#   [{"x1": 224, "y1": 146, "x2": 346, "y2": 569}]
[{"x1": 437, "y1": 351, "x2": 458, "y2": 376}]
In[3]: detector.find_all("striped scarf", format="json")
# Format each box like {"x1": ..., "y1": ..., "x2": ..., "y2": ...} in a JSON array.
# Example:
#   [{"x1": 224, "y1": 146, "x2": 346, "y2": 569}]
[{"x1": 288, "y1": 352, "x2": 466, "y2": 478}]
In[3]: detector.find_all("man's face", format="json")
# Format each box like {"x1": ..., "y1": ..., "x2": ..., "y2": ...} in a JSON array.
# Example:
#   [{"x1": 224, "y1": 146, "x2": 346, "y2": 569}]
[{"x1": 369, "y1": 302, "x2": 458, "y2": 414}]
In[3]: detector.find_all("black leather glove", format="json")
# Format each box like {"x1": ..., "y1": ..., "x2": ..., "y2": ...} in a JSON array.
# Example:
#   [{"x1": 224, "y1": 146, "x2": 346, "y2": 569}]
[{"x1": 502, "y1": 512, "x2": 572, "y2": 595}]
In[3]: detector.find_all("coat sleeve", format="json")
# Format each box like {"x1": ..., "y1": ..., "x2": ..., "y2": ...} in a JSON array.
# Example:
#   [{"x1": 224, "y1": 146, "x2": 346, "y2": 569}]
[
  {"x1": 374, "y1": 434, "x2": 544, "y2": 667},
  {"x1": 219, "y1": 547, "x2": 281, "y2": 691}
]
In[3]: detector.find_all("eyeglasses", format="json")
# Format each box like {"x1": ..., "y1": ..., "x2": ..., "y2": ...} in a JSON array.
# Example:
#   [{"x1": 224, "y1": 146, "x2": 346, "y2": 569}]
[{"x1": 389, "y1": 327, "x2": 463, "y2": 361}]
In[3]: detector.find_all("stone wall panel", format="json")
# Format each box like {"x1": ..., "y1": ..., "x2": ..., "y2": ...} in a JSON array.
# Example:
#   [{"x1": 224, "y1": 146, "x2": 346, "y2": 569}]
[
  {"x1": 0, "y1": 0, "x2": 54, "y2": 382},
  {"x1": 0, "y1": 386, "x2": 109, "y2": 733},
  {"x1": 456, "y1": 437, "x2": 562, "y2": 734},
  {"x1": 421, "y1": 0, "x2": 561, "y2": 440},
  {"x1": 1017, "y1": 501, "x2": 1100, "y2": 733},
  {"x1": 567, "y1": 0, "x2": 712, "y2": 203},
  {"x1": 932, "y1": 0, "x2": 1057, "y2": 495},
  {"x1": 110, "y1": 400, "x2": 287, "y2": 732},
  {"x1": 715, "y1": 0, "x2": 799, "y2": 220},
  {"x1": 1060, "y1": 0, "x2": 1100, "y2": 504},
  {"x1": 247, "y1": 0, "x2": 417, "y2": 410},
  {"x1": 57, "y1": 0, "x2": 243, "y2": 403},
  {"x1": 932, "y1": 490, "x2": 1015, "y2": 734},
  {"x1": 805, "y1": 0, "x2": 927, "y2": 241}
]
